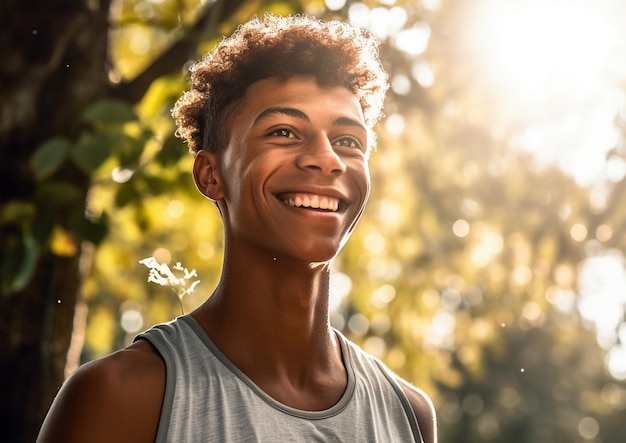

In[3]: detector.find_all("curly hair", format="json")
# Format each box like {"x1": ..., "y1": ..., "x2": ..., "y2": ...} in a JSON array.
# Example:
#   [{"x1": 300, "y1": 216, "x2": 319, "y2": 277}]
[{"x1": 172, "y1": 13, "x2": 389, "y2": 154}]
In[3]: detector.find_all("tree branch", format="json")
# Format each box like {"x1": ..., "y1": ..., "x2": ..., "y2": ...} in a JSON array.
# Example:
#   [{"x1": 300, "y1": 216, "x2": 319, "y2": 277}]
[{"x1": 112, "y1": 0, "x2": 248, "y2": 104}]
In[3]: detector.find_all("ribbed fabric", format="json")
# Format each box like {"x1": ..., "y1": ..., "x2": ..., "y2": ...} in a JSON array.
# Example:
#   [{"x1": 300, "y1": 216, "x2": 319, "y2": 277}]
[{"x1": 135, "y1": 315, "x2": 423, "y2": 442}]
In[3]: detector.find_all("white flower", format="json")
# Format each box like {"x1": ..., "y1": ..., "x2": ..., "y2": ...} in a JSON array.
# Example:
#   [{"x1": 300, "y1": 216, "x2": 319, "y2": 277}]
[{"x1": 139, "y1": 257, "x2": 201, "y2": 313}]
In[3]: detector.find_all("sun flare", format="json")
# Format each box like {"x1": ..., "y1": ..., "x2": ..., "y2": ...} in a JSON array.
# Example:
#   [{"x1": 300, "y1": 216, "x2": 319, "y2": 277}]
[
  {"x1": 489, "y1": 1, "x2": 614, "y2": 96},
  {"x1": 467, "y1": 0, "x2": 626, "y2": 184},
  {"x1": 473, "y1": 0, "x2": 621, "y2": 101}
]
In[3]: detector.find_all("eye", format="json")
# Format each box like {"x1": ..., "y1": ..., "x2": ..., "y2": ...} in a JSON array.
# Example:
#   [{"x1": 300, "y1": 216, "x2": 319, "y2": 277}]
[
  {"x1": 334, "y1": 136, "x2": 365, "y2": 151},
  {"x1": 269, "y1": 128, "x2": 296, "y2": 138}
]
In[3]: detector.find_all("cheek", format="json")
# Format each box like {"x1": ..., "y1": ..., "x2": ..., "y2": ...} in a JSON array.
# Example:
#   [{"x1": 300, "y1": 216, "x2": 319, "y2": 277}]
[
  {"x1": 356, "y1": 163, "x2": 371, "y2": 203},
  {"x1": 221, "y1": 150, "x2": 256, "y2": 200},
  {"x1": 228, "y1": 159, "x2": 269, "y2": 209}
]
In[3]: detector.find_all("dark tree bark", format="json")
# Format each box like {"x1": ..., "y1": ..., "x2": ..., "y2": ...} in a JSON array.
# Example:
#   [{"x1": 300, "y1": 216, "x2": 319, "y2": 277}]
[
  {"x1": 0, "y1": 0, "x2": 248, "y2": 441},
  {"x1": 1, "y1": 2, "x2": 110, "y2": 442}
]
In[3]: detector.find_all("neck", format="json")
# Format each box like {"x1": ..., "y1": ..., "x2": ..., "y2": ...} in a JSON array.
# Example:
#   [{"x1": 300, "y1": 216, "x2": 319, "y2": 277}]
[
  {"x1": 192, "y1": 245, "x2": 339, "y2": 373},
  {"x1": 191, "y1": 240, "x2": 349, "y2": 411}
]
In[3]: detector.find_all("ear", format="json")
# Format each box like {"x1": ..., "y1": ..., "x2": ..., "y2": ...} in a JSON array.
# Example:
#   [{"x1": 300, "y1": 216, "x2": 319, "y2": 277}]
[{"x1": 193, "y1": 150, "x2": 224, "y2": 201}]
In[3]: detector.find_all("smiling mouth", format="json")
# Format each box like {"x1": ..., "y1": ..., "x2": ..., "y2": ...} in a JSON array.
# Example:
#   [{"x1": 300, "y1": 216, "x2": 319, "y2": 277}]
[{"x1": 278, "y1": 193, "x2": 340, "y2": 212}]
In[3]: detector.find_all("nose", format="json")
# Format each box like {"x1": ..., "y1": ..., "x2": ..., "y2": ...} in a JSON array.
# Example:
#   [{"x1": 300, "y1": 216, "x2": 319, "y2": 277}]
[{"x1": 296, "y1": 134, "x2": 347, "y2": 175}]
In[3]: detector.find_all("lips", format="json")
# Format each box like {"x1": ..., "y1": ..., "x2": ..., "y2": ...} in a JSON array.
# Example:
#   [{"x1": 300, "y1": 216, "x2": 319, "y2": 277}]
[{"x1": 278, "y1": 192, "x2": 340, "y2": 212}]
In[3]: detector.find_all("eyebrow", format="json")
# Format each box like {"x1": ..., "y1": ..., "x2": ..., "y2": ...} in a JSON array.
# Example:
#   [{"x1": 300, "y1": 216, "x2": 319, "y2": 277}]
[
  {"x1": 253, "y1": 107, "x2": 367, "y2": 133},
  {"x1": 254, "y1": 107, "x2": 310, "y2": 125}
]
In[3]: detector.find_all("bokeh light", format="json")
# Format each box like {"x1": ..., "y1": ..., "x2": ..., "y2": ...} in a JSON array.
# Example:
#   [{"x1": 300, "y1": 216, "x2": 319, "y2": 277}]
[{"x1": 465, "y1": 0, "x2": 626, "y2": 185}]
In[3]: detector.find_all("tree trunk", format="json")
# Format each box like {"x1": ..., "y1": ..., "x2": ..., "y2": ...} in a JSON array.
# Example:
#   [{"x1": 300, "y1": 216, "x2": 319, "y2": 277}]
[{"x1": 0, "y1": 1, "x2": 110, "y2": 441}]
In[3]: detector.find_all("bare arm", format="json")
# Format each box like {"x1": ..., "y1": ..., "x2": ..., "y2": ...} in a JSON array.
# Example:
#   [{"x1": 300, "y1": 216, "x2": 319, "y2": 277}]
[
  {"x1": 400, "y1": 380, "x2": 437, "y2": 443},
  {"x1": 37, "y1": 340, "x2": 165, "y2": 443}
]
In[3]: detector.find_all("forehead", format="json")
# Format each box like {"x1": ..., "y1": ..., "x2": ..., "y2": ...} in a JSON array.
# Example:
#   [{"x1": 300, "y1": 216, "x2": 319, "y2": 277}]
[{"x1": 234, "y1": 76, "x2": 366, "y2": 127}]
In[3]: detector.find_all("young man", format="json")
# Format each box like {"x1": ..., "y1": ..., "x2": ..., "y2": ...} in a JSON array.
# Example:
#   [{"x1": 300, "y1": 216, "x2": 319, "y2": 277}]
[{"x1": 38, "y1": 14, "x2": 436, "y2": 442}]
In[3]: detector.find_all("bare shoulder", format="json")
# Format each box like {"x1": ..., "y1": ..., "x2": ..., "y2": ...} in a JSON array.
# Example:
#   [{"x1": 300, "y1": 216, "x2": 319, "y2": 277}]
[
  {"x1": 37, "y1": 339, "x2": 165, "y2": 443},
  {"x1": 398, "y1": 378, "x2": 437, "y2": 443}
]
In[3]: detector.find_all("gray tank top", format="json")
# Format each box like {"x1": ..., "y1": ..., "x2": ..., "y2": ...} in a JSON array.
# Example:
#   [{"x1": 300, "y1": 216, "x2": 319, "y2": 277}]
[{"x1": 136, "y1": 315, "x2": 423, "y2": 442}]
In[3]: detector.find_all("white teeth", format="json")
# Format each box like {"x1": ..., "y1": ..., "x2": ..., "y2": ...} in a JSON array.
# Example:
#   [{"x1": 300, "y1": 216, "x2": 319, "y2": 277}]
[
  {"x1": 310, "y1": 195, "x2": 319, "y2": 209},
  {"x1": 283, "y1": 194, "x2": 339, "y2": 212}
]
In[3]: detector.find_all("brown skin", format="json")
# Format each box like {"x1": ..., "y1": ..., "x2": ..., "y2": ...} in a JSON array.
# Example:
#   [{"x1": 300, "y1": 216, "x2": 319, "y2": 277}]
[{"x1": 38, "y1": 76, "x2": 437, "y2": 443}]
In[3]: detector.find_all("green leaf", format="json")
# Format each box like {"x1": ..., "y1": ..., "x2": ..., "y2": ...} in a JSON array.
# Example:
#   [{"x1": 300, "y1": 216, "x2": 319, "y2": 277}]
[
  {"x1": 155, "y1": 135, "x2": 186, "y2": 167},
  {"x1": 71, "y1": 134, "x2": 112, "y2": 173},
  {"x1": 114, "y1": 182, "x2": 140, "y2": 207},
  {"x1": 34, "y1": 181, "x2": 82, "y2": 207},
  {"x1": 142, "y1": 174, "x2": 171, "y2": 196},
  {"x1": 31, "y1": 210, "x2": 55, "y2": 246},
  {"x1": 1, "y1": 201, "x2": 36, "y2": 226},
  {"x1": 82, "y1": 99, "x2": 138, "y2": 125},
  {"x1": 68, "y1": 208, "x2": 109, "y2": 245},
  {"x1": 30, "y1": 137, "x2": 71, "y2": 181},
  {"x1": 134, "y1": 204, "x2": 150, "y2": 232},
  {"x1": 0, "y1": 232, "x2": 39, "y2": 295},
  {"x1": 116, "y1": 134, "x2": 146, "y2": 169}
]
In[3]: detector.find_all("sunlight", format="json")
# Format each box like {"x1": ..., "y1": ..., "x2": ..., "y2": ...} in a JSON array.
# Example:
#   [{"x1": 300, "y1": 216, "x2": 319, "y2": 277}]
[
  {"x1": 491, "y1": 1, "x2": 611, "y2": 95},
  {"x1": 606, "y1": 346, "x2": 626, "y2": 380},
  {"x1": 425, "y1": 309, "x2": 456, "y2": 349},
  {"x1": 468, "y1": 0, "x2": 626, "y2": 185},
  {"x1": 470, "y1": 230, "x2": 503, "y2": 267},
  {"x1": 578, "y1": 250, "x2": 626, "y2": 378}
]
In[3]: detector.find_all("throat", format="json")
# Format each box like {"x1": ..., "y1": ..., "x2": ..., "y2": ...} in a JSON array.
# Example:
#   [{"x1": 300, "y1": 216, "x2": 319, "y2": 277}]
[{"x1": 250, "y1": 346, "x2": 349, "y2": 412}]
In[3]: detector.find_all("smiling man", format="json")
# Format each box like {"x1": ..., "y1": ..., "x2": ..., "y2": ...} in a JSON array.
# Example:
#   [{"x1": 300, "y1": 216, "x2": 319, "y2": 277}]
[{"x1": 38, "y1": 14, "x2": 436, "y2": 443}]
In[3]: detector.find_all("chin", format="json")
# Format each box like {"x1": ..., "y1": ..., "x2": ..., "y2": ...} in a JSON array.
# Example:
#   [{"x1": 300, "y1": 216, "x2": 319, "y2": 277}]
[{"x1": 292, "y1": 244, "x2": 343, "y2": 266}]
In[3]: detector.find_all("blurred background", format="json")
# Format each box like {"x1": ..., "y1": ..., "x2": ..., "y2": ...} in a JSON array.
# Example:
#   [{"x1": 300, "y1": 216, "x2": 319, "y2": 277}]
[{"x1": 2, "y1": 0, "x2": 626, "y2": 441}]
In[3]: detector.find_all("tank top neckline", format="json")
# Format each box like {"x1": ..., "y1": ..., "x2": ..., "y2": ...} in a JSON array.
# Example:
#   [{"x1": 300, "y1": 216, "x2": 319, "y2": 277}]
[{"x1": 179, "y1": 315, "x2": 357, "y2": 420}]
